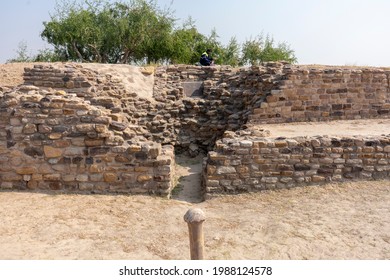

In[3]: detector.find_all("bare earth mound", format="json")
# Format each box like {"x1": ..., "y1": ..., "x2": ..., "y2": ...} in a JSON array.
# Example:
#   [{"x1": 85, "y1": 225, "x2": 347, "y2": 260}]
[
  {"x1": 82, "y1": 63, "x2": 155, "y2": 101},
  {"x1": 0, "y1": 179, "x2": 389, "y2": 260},
  {"x1": 0, "y1": 63, "x2": 33, "y2": 88}
]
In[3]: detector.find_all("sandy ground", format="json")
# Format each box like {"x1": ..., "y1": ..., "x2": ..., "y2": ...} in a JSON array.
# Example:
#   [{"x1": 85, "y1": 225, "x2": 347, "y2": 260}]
[
  {"x1": 259, "y1": 119, "x2": 390, "y2": 138},
  {"x1": 1, "y1": 157, "x2": 390, "y2": 260},
  {"x1": 0, "y1": 62, "x2": 31, "y2": 88}
]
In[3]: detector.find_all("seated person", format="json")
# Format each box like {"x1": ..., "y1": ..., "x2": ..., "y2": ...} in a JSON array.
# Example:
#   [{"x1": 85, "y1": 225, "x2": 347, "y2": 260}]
[{"x1": 199, "y1": 49, "x2": 214, "y2": 66}]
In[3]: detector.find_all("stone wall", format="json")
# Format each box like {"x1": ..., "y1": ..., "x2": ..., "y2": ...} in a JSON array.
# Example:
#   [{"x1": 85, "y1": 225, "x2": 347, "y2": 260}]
[
  {"x1": 1, "y1": 62, "x2": 390, "y2": 197},
  {"x1": 249, "y1": 66, "x2": 390, "y2": 124},
  {"x1": 203, "y1": 132, "x2": 390, "y2": 198},
  {"x1": 151, "y1": 63, "x2": 285, "y2": 151},
  {"x1": 0, "y1": 62, "x2": 285, "y2": 195},
  {"x1": 0, "y1": 81, "x2": 174, "y2": 195}
]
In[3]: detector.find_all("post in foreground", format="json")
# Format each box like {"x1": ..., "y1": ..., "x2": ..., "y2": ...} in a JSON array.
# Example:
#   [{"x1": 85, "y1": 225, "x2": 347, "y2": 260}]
[{"x1": 184, "y1": 208, "x2": 206, "y2": 260}]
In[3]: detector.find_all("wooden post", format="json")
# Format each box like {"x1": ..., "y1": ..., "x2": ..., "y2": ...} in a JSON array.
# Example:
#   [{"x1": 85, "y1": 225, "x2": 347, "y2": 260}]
[{"x1": 184, "y1": 208, "x2": 206, "y2": 260}]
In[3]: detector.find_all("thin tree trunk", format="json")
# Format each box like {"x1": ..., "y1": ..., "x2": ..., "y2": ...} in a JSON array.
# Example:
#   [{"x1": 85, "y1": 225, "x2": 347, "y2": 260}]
[
  {"x1": 72, "y1": 41, "x2": 84, "y2": 62},
  {"x1": 88, "y1": 44, "x2": 102, "y2": 63},
  {"x1": 120, "y1": 49, "x2": 130, "y2": 64}
]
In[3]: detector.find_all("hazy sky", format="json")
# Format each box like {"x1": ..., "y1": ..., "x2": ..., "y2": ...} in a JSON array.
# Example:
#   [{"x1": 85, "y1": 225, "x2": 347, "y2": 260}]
[{"x1": 1, "y1": 0, "x2": 390, "y2": 66}]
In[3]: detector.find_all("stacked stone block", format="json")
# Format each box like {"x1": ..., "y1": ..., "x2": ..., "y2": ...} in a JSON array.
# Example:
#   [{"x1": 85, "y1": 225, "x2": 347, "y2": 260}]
[
  {"x1": 204, "y1": 134, "x2": 390, "y2": 197},
  {"x1": 23, "y1": 63, "x2": 94, "y2": 91},
  {"x1": 151, "y1": 63, "x2": 285, "y2": 150},
  {"x1": 249, "y1": 66, "x2": 390, "y2": 123},
  {"x1": 0, "y1": 86, "x2": 174, "y2": 195}
]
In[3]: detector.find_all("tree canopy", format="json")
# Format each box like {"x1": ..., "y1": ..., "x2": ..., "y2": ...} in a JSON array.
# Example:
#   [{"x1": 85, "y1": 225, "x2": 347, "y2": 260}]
[{"x1": 15, "y1": 0, "x2": 297, "y2": 65}]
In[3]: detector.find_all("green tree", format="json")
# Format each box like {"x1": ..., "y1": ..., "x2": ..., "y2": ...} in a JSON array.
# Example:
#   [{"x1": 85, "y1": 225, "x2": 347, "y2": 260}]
[
  {"x1": 241, "y1": 36, "x2": 263, "y2": 65},
  {"x1": 41, "y1": 7, "x2": 101, "y2": 61},
  {"x1": 171, "y1": 24, "x2": 227, "y2": 65},
  {"x1": 259, "y1": 35, "x2": 297, "y2": 63},
  {"x1": 37, "y1": 0, "x2": 298, "y2": 65},
  {"x1": 219, "y1": 37, "x2": 241, "y2": 66},
  {"x1": 170, "y1": 18, "x2": 207, "y2": 64},
  {"x1": 41, "y1": 0, "x2": 175, "y2": 64},
  {"x1": 136, "y1": 1, "x2": 175, "y2": 64},
  {"x1": 241, "y1": 34, "x2": 297, "y2": 65}
]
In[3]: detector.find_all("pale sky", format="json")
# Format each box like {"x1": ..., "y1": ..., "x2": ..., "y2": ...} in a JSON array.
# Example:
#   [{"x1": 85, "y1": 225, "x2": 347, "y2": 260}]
[{"x1": 1, "y1": 0, "x2": 390, "y2": 66}]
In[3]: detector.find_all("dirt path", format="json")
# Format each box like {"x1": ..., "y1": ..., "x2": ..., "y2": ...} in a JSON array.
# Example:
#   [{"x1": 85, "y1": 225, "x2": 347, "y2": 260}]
[{"x1": 171, "y1": 154, "x2": 204, "y2": 203}]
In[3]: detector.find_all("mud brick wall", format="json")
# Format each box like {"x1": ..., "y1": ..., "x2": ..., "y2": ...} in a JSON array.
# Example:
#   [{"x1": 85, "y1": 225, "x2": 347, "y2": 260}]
[
  {"x1": 203, "y1": 134, "x2": 390, "y2": 197},
  {"x1": 249, "y1": 67, "x2": 390, "y2": 124}
]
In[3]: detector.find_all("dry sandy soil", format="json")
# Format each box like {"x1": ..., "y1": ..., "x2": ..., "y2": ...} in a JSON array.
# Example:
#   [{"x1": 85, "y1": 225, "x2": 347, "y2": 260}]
[
  {"x1": 1, "y1": 63, "x2": 390, "y2": 260},
  {"x1": 0, "y1": 153, "x2": 389, "y2": 260},
  {"x1": 259, "y1": 119, "x2": 390, "y2": 138},
  {"x1": 0, "y1": 62, "x2": 31, "y2": 88},
  {"x1": 0, "y1": 174, "x2": 389, "y2": 260}
]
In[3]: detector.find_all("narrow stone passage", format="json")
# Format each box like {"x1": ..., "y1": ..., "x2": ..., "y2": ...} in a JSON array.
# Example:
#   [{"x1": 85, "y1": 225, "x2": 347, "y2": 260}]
[{"x1": 171, "y1": 154, "x2": 205, "y2": 203}]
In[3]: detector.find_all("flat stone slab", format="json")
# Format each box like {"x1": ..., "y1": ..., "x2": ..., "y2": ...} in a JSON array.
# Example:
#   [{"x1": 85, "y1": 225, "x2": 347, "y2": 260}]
[{"x1": 182, "y1": 81, "x2": 204, "y2": 97}]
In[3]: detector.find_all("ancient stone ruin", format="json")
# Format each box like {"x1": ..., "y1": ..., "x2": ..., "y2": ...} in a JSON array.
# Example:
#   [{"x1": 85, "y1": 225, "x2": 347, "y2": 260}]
[{"x1": 0, "y1": 62, "x2": 389, "y2": 199}]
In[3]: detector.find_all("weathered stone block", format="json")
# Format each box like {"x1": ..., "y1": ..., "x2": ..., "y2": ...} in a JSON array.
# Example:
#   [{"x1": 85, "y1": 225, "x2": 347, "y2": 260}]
[
  {"x1": 1, "y1": 182, "x2": 13, "y2": 189},
  {"x1": 236, "y1": 166, "x2": 249, "y2": 173},
  {"x1": 16, "y1": 166, "x2": 37, "y2": 175},
  {"x1": 62, "y1": 174, "x2": 76, "y2": 182},
  {"x1": 95, "y1": 124, "x2": 107, "y2": 133},
  {"x1": 24, "y1": 147, "x2": 44, "y2": 158},
  {"x1": 76, "y1": 124, "x2": 95, "y2": 132},
  {"x1": 79, "y1": 183, "x2": 94, "y2": 191},
  {"x1": 137, "y1": 175, "x2": 153, "y2": 182},
  {"x1": 44, "y1": 146, "x2": 63, "y2": 158},
  {"x1": 110, "y1": 121, "x2": 127, "y2": 131},
  {"x1": 90, "y1": 147, "x2": 109, "y2": 156},
  {"x1": 85, "y1": 139, "x2": 105, "y2": 147},
  {"x1": 206, "y1": 180, "x2": 220, "y2": 187},
  {"x1": 104, "y1": 173, "x2": 118, "y2": 182},
  {"x1": 44, "y1": 173, "x2": 61, "y2": 181},
  {"x1": 48, "y1": 133, "x2": 63, "y2": 140},
  {"x1": 53, "y1": 140, "x2": 70, "y2": 148},
  {"x1": 134, "y1": 166, "x2": 150, "y2": 172},
  {"x1": 128, "y1": 145, "x2": 142, "y2": 153},
  {"x1": 216, "y1": 166, "x2": 236, "y2": 174},
  {"x1": 23, "y1": 124, "x2": 37, "y2": 134},
  {"x1": 90, "y1": 174, "x2": 103, "y2": 182},
  {"x1": 312, "y1": 175, "x2": 326, "y2": 182},
  {"x1": 260, "y1": 177, "x2": 278, "y2": 184},
  {"x1": 76, "y1": 174, "x2": 89, "y2": 182},
  {"x1": 239, "y1": 140, "x2": 253, "y2": 147}
]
